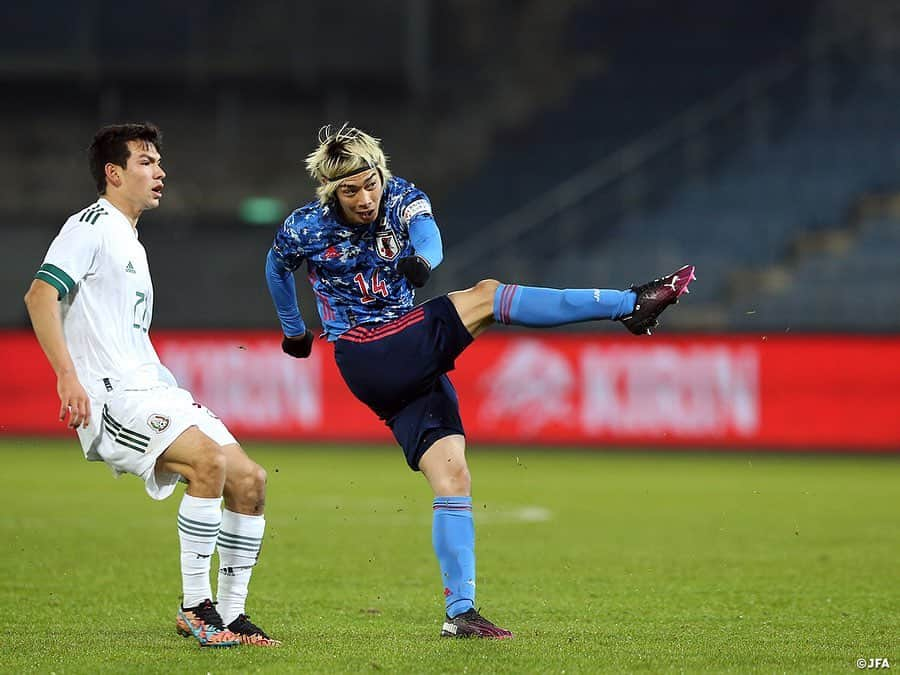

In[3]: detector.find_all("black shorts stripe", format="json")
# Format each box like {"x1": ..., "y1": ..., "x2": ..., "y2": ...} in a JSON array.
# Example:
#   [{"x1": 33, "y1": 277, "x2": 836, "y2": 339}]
[
  {"x1": 103, "y1": 425, "x2": 149, "y2": 450},
  {"x1": 102, "y1": 406, "x2": 150, "y2": 453},
  {"x1": 102, "y1": 406, "x2": 151, "y2": 443},
  {"x1": 102, "y1": 407, "x2": 120, "y2": 427},
  {"x1": 103, "y1": 424, "x2": 145, "y2": 453},
  {"x1": 118, "y1": 427, "x2": 150, "y2": 445},
  {"x1": 114, "y1": 436, "x2": 146, "y2": 453},
  {"x1": 104, "y1": 413, "x2": 151, "y2": 441}
]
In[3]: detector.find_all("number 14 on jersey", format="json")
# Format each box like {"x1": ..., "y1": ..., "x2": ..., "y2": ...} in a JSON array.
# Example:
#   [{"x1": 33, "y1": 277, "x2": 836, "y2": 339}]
[{"x1": 354, "y1": 271, "x2": 388, "y2": 304}]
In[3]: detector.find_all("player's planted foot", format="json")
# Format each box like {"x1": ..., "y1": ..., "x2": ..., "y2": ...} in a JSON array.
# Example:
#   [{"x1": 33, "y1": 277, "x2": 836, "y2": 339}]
[
  {"x1": 620, "y1": 264, "x2": 696, "y2": 335},
  {"x1": 227, "y1": 613, "x2": 282, "y2": 646},
  {"x1": 176, "y1": 598, "x2": 241, "y2": 648},
  {"x1": 440, "y1": 608, "x2": 514, "y2": 639}
]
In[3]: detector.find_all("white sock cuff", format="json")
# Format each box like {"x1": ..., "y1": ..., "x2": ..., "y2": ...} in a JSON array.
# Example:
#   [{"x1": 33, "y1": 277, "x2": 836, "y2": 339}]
[
  {"x1": 180, "y1": 494, "x2": 223, "y2": 514},
  {"x1": 178, "y1": 495, "x2": 222, "y2": 547},
  {"x1": 218, "y1": 510, "x2": 265, "y2": 565},
  {"x1": 221, "y1": 509, "x2": 266, "y2": 537}
]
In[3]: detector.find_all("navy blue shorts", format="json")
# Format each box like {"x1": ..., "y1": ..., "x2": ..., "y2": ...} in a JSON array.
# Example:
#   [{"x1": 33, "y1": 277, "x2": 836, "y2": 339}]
[{"x1": 333, "y1": 295, "x2": 474, "y2": 470}]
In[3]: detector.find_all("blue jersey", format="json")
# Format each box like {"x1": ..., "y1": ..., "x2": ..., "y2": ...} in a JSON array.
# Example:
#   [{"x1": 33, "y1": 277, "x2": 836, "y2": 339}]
[{"x1": 269, "y1": 176, "x2": 438, "y2": 340}]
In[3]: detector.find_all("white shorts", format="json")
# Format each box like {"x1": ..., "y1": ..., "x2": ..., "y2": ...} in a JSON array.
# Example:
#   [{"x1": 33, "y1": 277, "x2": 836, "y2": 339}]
[{"x1": 77, "y1": 385, "x2": 236, "y2": 500}]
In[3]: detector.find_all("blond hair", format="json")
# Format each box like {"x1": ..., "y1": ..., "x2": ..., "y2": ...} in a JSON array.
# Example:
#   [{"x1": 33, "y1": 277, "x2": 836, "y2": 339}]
[{"x1": 305, "y1": 124, "x2": 392, "y2": 205}]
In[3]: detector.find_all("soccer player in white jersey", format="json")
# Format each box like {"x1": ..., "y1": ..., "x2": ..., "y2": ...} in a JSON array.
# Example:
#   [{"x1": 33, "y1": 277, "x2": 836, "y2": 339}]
[{"x1": 24, "y1": 123, "x2": 279, "y2": 648}]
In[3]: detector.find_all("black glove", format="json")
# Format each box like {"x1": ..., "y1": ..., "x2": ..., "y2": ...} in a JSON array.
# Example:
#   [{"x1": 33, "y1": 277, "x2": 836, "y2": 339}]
[
  {"x1": 397, "y1": 255, "x2": 431, "y2": 288},
  {"x1": 282, "y1": 329, "x2": 314, "y2": 358}
]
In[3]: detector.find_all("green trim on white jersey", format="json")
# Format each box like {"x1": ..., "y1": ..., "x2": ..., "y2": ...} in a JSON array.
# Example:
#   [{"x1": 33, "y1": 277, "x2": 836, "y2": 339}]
[{"x1": 35, "y1": 263, "x2": 75, "y2": 299}]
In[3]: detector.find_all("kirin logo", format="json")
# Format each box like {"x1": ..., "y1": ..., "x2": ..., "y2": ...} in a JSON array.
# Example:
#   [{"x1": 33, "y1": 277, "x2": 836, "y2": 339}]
[{"x1": 478, "y1": 341, "x2": 575, "y2": 434}]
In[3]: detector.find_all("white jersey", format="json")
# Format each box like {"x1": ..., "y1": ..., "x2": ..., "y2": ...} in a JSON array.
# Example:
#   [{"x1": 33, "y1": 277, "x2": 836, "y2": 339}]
[
  {"x1": 35, "y1": 197, "x2": 236, "y2": 498},
  {"x1": 36, "y1": 198, "x2": 171, "y2": 399}
]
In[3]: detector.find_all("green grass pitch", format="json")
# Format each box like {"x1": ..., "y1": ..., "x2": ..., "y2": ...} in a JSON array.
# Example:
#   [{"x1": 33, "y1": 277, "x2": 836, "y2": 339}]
[{"x1": 0, "y1": 439, "x2": 897, "y2": 673}]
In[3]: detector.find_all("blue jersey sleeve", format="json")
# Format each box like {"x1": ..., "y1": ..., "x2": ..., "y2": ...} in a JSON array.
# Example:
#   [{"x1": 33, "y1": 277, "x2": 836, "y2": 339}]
[
  {"x1": 408, "y1": 215, "x2": 443, "y2": 269},
  {"x1": 272, "y1": 215, "x2": 306, "y2": 272},
  {"x1": 266, "y1": 215, "x2": 308, "y2": 337},
  {"x1": 395, "y1": 184, "x2": 443, "y2": 269}
]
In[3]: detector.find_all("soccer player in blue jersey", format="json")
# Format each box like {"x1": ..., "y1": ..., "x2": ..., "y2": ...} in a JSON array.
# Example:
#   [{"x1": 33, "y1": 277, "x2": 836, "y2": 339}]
[{"x1": 265, "y1": 124, "x2": 695, "y2": 639}]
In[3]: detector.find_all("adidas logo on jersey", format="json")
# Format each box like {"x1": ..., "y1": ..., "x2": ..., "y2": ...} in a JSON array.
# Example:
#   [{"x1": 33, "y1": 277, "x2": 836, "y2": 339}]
[{"x1": 125, "y1": 261, "x2": 136, "y2": 274}]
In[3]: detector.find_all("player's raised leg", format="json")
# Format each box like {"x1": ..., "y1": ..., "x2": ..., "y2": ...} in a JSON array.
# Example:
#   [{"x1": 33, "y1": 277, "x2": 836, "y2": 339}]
[
  {"x1": 217, "y1": 443, "x2": 280, "y2": 646},
  {"x1": 448, "y1": 265, "x2": 696, "y2": 337},
  {"x1": 157, "y1": 428, "x2": 240, "y2": 648},
  {"x1": 418, "y1": 435, "x2": 513, "y2": 639}
]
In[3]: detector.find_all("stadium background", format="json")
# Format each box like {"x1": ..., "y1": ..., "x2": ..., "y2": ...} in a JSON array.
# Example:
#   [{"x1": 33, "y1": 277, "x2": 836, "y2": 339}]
[
  {"x1": 1, "y1": 2, "x2": 898, "y2": 672},
  {"x1": 2, "y1": 0, "x2": 898, "y2": 450}
]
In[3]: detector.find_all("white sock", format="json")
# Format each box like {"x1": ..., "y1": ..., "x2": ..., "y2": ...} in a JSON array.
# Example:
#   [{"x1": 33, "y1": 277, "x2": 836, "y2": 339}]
[
  {"x1": 177, "y1": 494, "x2": 222, "y2": 608},
  {"x1": 216, "y1": 509, "x2": 265, "y2": 626}
]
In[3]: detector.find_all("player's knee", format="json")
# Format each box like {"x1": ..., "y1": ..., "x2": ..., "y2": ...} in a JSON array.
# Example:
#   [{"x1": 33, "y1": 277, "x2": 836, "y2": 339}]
[
  {"x1": 455, "y1": 465, "x2": 472, "y2": 494},
  {"x1": 255, "y1": 464, "x2": 268, "y2": 491},
  {"x1": 242, "y1": 463, "x2": 267, "y2": 501},
  {"x1": 194, "y1": 440, "x2": 227, "y2": 481},
  {"x1": 440, "y1": 462, "x2": 471, "y2": 495},
  {"x1": 473, "y1": 278, "x2": 501, "y2": 301},
  {"x1": 226, "y1": 460, "x2": 267, "y2": 512}
]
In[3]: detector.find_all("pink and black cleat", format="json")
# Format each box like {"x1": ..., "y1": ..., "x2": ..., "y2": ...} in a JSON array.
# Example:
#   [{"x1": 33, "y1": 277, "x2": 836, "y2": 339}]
[
  {"x1": 620, "y1": 264, "x2": 696, "y2": 335},
  {"x1": 440, "y1": 608, "x2": 514, "y2": 639}
]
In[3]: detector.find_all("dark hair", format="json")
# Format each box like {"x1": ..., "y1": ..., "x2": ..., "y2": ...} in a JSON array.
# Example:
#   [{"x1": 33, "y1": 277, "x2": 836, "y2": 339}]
[{"x1": 88, "y1": 123, "x2": 162, "y2": 194}]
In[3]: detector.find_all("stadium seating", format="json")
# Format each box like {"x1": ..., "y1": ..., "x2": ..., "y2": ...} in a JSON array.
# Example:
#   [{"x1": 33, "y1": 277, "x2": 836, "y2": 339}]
[
  {"x1": 438, "y1": 2, "x2": 814, "y2": 238},
  {"x1": 3, "y1": 1, "x2": 898, "y2": 332},
  {"x1": 726, "y1": 215, "x2": 900, "y2": 330},
  {"x1": 536, "y1": 77, "x2": 900, "y2": 330}
]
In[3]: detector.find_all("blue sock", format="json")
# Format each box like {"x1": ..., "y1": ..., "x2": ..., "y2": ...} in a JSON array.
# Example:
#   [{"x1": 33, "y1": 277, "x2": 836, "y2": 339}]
[
  {"x1": 432, "y1": 497, "x2": 475, "y2": 618},
  {"x1": 493, "y1": 284, "x2": 636, "y2": 326}
]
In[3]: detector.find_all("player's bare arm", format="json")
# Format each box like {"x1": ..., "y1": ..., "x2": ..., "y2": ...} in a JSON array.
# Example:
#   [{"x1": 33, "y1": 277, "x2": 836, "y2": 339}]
[{"x1": 24, "y1": 278, "x2": 91, "y2": 429}]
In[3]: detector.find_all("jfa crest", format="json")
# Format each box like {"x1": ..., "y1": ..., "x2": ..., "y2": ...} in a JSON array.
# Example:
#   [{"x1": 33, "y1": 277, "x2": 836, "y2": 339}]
[{"x1": 375, "y1": 225, "x2": 400, "y2": 261}]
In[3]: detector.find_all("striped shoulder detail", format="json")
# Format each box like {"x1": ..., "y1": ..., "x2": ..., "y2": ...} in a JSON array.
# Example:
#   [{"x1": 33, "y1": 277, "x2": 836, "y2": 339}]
[{"x1": 78, "y1": 203, "x2": 109, "y2": 225}]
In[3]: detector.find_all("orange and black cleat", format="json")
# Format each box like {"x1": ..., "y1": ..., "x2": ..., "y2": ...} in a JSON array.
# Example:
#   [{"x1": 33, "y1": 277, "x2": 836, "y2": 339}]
[
  {"x1": 176, "y1": 599, "x2": 241, "y2": 648},
  {"x1": 227, "y1": 613, "x2": 282, "y2": 647}
]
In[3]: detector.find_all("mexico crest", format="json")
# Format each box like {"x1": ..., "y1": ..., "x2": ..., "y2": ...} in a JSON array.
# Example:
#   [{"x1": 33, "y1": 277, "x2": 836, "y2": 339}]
[
  {"x1": 375, "y1": 225, "x2": 400, "y2": 261},
  {"x1": 147, "y1": 414, "x2": 171, "y2": 433}
]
